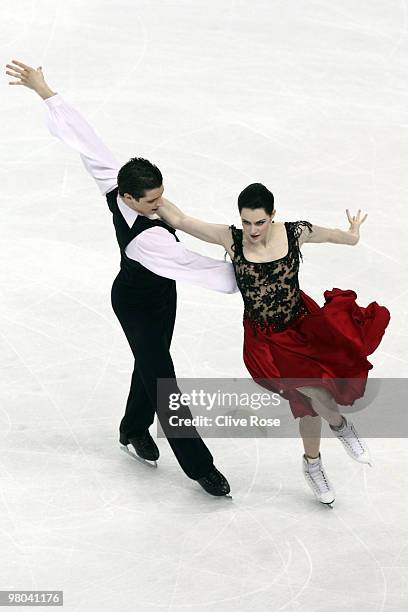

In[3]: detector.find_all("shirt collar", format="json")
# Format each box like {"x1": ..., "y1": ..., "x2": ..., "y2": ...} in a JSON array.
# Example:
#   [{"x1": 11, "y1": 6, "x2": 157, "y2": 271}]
[
  {"x1": 117, "y1": 193, "x2": 138, "y2": 227},
  {"x1": 116, "y1": 193, "x2": 160, "y2": 227}
]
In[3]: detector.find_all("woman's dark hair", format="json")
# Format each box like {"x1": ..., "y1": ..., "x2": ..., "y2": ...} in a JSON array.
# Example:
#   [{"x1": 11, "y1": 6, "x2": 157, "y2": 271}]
[
  {"x1": 117, "y1": 157, "x2": 163, "y2": 199},
  {"x1": 238, "y1": 183, "x2": 274, "y2": 215}
]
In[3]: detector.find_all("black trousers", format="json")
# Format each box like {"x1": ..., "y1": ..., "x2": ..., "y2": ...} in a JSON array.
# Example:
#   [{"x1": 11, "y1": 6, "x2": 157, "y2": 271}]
[{"x1": 111, "y1": 275, "x2": 214, "y2": 480}]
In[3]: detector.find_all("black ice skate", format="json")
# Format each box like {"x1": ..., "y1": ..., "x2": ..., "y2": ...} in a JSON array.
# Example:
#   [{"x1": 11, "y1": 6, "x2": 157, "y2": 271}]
[
  {"x1": 197, "y1": 467, "x2": 232, "y2": 497},
  {"x1": 120, "y1": 431, "x2": 159, "y2": 468}
]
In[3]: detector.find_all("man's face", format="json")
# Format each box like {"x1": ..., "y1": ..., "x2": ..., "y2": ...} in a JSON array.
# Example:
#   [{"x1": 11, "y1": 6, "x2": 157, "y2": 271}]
[
  {"x1": 122, "y1": 185, "x2": 165, "y2": 216},
  {"x1": 240, "y1": 207, "x2": 275, "y2": 244}
]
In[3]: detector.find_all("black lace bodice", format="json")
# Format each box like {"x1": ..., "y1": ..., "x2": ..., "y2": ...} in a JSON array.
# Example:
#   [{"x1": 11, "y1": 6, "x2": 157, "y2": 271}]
[{"x1": 229, "y1": 221, "x2": 313, "y2": 332}]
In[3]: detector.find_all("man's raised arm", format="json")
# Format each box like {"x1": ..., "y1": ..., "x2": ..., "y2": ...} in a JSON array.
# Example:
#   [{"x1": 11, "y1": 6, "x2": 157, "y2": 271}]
[{"x1": 6, "y1": 60, "x2": 119, "y2": 195}]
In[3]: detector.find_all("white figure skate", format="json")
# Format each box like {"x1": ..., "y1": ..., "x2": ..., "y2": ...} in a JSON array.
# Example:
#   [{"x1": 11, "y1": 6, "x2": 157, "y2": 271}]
[
  {"x1": 302, "y1": 453, "x2": 335, "y2": 508},
  {"x1": 330, "y1": 416, "x2": 372, "y2": 466}
]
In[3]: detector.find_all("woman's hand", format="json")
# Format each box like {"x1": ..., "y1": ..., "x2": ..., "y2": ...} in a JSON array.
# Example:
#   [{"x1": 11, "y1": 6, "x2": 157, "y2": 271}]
[
  {"x1": 346, "y1": 209, "x2": 367, "y2": 241},
  {"x1": 5, "y1": 60, "x2": 55, "y2": 99},
  {"x1": 156, "y1": 197, "x2": 185, "y2": 228}
]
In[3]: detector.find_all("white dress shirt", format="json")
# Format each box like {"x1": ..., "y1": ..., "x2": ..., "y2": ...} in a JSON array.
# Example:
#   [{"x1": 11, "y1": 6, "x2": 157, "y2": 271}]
[{"x1": 44, "y1": 94, "x2": 238, "y2": 294}]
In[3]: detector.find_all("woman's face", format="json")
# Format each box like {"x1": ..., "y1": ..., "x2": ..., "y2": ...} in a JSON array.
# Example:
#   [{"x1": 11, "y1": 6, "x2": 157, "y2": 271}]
[{"x1": 240, "y1": 207, "x2": 275, "y2": 244}]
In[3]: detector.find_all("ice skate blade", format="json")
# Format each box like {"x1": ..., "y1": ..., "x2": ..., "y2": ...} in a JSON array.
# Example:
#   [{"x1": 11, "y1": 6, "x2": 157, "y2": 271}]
[
  {"x1": 198, "y1": 487, "x2": 233, "y2": 499},
  {"x1": 354, "y1": 457, "x2": 372, "y2": 466},
  {"x1": 317, "y1": 498, "x2": 335, "y2": 508},
  {"x1": 204, "y1": 492, "x2": 233, "y2": 499},
  {"x1": 120, "y1": 444, "x2": 158, "y2": 468}
]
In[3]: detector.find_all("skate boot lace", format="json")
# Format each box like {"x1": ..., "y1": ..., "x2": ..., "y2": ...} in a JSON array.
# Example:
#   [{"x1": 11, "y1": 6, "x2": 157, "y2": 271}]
[
  {"x1": 306, "y1": 461, "x2": 330, "y2": 494},
  {"x1": 338, "y1": 423, "x2": 365, "y2": 455}
]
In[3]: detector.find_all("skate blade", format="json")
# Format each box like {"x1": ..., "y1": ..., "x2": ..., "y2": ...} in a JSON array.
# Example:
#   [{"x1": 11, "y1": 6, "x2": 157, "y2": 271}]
[
  {"x1": 321, "y1": 501, "x2": 335, "y2": 508},
  {"x1": 120, "y1": 444, "x2": 158, "y2": 468},
  {"x1": 354, "y1": 456, "x2": 373, "y2": 467},
  {"x1": 198, "y1": 487, "x2": 233, "y2": 499},
  {"x1": 205, "y1": 492, "x2": 233, "y2": 499}
]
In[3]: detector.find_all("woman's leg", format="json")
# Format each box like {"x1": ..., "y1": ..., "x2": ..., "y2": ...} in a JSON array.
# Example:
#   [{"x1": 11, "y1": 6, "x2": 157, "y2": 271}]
[
  {"x1": 297, "y1": 386, "x2": 344, "y2": 427},
  {"x1": 297, "y1": 385, "x2": 372, "y2": 465},
  {"x1": 299, "y1": 415, "x2": 322, "y2": 458},
  {"x1": 299, "y1": 413, "x2": 336, "y2": 506}
]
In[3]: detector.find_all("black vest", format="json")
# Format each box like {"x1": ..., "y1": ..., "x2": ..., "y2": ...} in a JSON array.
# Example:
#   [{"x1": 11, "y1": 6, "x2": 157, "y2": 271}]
[{"x1": 106, "y1": 187, "x2": 179, "y2": 303}]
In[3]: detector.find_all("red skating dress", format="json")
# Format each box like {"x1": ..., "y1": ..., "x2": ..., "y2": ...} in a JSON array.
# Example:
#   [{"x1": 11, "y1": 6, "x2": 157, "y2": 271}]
[{"x1": 229, "y1": 221, "x2": 391, "y2": 419}]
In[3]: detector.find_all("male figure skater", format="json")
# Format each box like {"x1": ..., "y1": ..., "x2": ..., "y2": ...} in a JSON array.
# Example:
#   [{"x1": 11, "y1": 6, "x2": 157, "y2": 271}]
[{"x1": 6, "y1": 59, "x2": 236, "y2": 497}]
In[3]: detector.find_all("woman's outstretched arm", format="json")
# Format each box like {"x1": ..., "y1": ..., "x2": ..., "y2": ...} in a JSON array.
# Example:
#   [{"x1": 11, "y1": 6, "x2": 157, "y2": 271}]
[
  {"x1": 300, "y1": 209, "x2": 368, "y2": 246},
  {"x1": 158, "y1": 198, "x2": 233, "y2": 250}
]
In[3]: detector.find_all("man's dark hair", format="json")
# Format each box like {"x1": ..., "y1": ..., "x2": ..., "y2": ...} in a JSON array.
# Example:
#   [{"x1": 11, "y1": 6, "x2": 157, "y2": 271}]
[
  {"x1": 238, "y1": 183, "x2": 274, "y2": 215},
  {"x1": 117, "y1": 157, "x2": 163, "y2": 199}
]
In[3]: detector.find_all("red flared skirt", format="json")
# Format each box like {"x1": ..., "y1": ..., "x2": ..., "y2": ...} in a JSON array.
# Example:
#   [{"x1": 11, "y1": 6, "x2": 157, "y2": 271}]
[{"x1": 243, "y1": 288, "x2": 391, "y2": 419}]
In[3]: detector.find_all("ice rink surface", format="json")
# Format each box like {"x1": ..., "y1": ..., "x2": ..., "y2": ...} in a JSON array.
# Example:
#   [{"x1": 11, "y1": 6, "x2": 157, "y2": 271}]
[{"x1": 1, "y1": 0, "x2": 407, "y2": 610}]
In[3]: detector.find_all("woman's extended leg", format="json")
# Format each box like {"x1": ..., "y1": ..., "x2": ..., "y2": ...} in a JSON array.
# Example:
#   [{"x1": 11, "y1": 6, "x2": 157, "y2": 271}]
[
  {"x1": 297, "y1": 386, "x2": 343, "y2": 427},
  {"x1": 296, "y1": 385, "x2": 371, "y2": 465}
]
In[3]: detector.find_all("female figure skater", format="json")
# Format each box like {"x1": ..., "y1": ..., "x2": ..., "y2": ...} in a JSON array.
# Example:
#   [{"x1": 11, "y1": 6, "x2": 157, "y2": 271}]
[{"x1": 157, "y1": 183, "x2": 390, "y2": 507}]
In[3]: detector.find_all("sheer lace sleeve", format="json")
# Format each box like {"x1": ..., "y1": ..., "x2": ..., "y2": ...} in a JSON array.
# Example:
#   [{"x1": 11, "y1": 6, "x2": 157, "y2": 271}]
[
  {"x1": 291, "y1": 221, "x2": 313, "y2": 262},
  {"x1": 228, "y1": 224, "x2": 243, "y2": 257}
]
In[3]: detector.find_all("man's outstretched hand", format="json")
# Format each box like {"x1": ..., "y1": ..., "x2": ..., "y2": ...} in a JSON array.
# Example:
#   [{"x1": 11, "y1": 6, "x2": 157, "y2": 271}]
[{"x1": 5, "y1": 60, "x2": 55, "y2": 99}]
